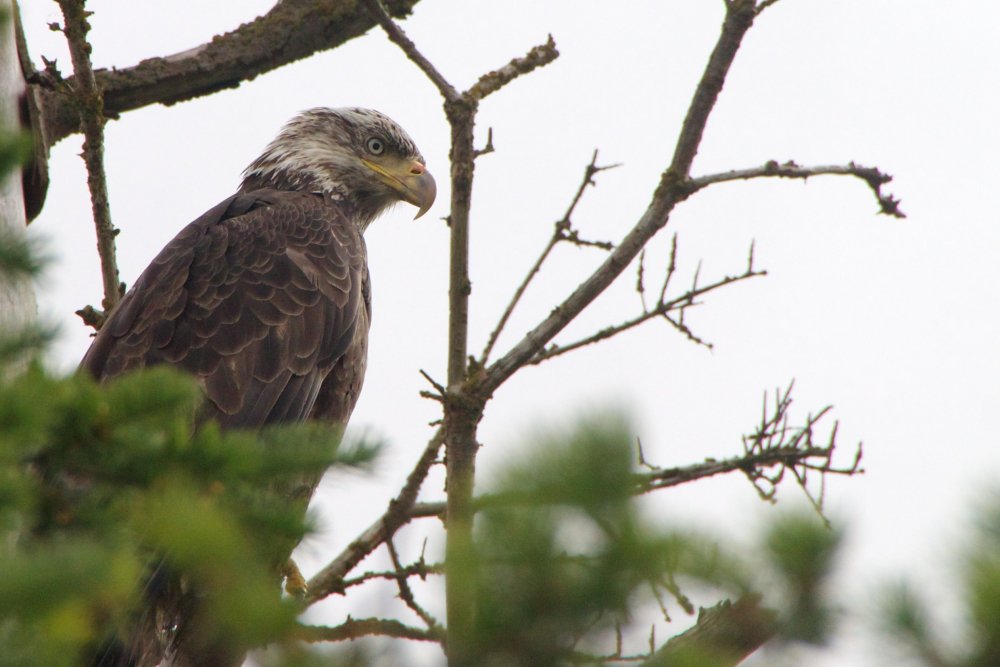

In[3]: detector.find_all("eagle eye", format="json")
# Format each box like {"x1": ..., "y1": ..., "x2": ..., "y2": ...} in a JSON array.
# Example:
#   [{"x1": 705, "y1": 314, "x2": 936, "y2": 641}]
[{"x1": 366, "y1": 137, "x2": 386, "y2": 155}]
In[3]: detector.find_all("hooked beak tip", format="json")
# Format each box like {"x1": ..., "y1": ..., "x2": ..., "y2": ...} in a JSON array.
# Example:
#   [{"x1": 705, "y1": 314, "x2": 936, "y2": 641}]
[{"x1": 409, "y1": 168, "x2": 436, "y2": 220}]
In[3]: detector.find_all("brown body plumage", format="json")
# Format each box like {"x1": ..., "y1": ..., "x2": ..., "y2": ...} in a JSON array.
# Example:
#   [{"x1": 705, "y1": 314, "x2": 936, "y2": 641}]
[
  {"x1": 80, "y1": 108, "x2": 435, "y2": 666},
  {"x1": 81, "y1": 189, "x2": 371, "y2": 429}
]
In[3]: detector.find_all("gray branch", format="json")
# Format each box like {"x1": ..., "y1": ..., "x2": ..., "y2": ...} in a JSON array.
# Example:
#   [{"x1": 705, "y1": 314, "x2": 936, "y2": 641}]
[{"x1": 34, "y1": 0, "x2": 423, "y2": 147}]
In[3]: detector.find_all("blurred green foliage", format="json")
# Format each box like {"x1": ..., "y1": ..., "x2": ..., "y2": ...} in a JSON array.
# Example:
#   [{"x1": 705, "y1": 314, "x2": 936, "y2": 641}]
[
  {"x1": 0, "y1": 358, "x2": 372, "y2": 666},
  {"x1": 884, "y1": 501, "x2": 1000, "y2": 667},
  {"x1": 0, "y1": 114, "x2": 375, "y2": 662},
  {"x1": 465, "y1": 413, "x2": 751, "y2": 665}
]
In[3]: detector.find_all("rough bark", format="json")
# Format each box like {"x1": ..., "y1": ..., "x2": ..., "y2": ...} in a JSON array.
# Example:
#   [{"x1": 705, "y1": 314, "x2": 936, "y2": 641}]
[{"x1": 36, "y1": 0, "x2": 422, "y2": 148}]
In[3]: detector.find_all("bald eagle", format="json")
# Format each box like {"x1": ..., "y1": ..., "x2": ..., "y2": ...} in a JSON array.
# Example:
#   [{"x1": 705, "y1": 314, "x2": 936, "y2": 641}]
[
  {"x1": 81, "y1": 107, "x2": 435, "y2": 666},
  {"x1": 83, "y1": 107, "x2": 434, "y2": 427}
]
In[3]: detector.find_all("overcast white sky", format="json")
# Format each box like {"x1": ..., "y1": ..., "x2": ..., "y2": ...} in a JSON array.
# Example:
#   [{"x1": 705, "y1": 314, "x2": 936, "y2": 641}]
[{"x1": 20, "y1": 2, "x2": 1000, "y2": 665}]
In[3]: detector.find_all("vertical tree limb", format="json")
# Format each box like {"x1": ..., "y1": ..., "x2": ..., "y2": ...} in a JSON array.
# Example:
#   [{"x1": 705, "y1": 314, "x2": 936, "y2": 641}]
[
  {"x1": 441, "y1": 95, "x2": 480, "y2": 665},
  {"x1": 56, "y1": 0, "x2": 121, "y2": 320},
  {"x1": 363, "y1": 3, "x2": 559, "y2": 661},
  {"x1": 0, "y1": 0, "x2": 36, "y2": 343}
]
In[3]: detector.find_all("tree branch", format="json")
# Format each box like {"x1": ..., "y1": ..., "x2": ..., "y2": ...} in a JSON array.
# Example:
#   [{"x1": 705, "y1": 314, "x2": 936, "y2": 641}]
[
  {"x1": 55, "y1": 0, "x2": 121, "y2": 324},
  {"x1": 361, "y1": 0, "x2": 457, "y2": 101},
  {"x1": 304, "y1": 428, "x2": 443, "y2": 605},
  {"x1": 480, "y1": 0, "x2": 759, "y2": 398},
  {"x1": 407, "y1": 415, "x2": 859, "y2": 518},
  {"x1": 364, "y1": 5, "x2": 561, "y2": 661},
  {"x1": 669, "y1": 0, "x2": 756, "y2": 177},
  {"x1": 528, "y1": 248, "x2": 765, "y2": 365},
  {"x1": 387, "y1": 538, "x2": 442, "y2": 632},
  {"x1": 36, "y1": 0, "x2": 424, "y2": 147},
  {"x1": 466, "y1": 35, "x2": 560, "y2": 101},
  {"x1": 297, "y1": 617, "x2": 444, "y2": 644},
  {"x1": 742, "y1": 383, "x2": 864, "y2": 518},
  {"x1": 479, "y1": 150, "x2": 617, "y2": 365},
  {"x1": 755, "y1": 0, "x2": 783, "y2": 15},
  {"x1": 686, "y1": 160, "x2": 905, "y2": 218},
  {"x1": 340, "y1": 559, "x2": 444, "y2": 591}
]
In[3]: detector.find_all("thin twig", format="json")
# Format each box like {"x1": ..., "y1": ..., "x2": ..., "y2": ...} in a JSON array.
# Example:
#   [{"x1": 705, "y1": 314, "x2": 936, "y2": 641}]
[
  {"x1": 479, "y1": 151, "x2": 616, "y2": 364},
  {"x1": 386, "y1": 538, "x2": 441, "y2": 631},
  {"x1": 481, "y1": 0, "x2": 760, "y2": 396},
  {"x1": 362, "y1": 0, "x2": 459, "y2": 101},
  {"x1": 406, "y1": 432, "x2": 858, "y2": 518},
  {"x1": 686, "y1": 160, "x2": 905, "y2": 218},
  {"x1": 755, "y1": 0, "x2": 783, "y2": 15},
  {"x1": 341, "y1": 560, "x2": 444, "y2": 590},
  {"x1": 739, "y1": 383, "x2": 864, "y2": 513},
  {"x1": 418, "y1": 368, "x2": 447, "y2": 402},
  {"x1": 637, "y1": 445, "x2": 839, "y2": 494},
  {"x1": 474, "y1": 126, "x2": 495, "y2": 159},
  {"x1": 657, "y1": 235, "x2": 679, "y2": 309},
  {"x1": 636, "y1": 249, "x2": 648, "y2": 312},
  {"x1": 466, "y1": 35, "x2": 560, "y2": 101},
  {"x1": 56, "y1": 0, "x2": 122, "y2": 325},
  {"x1": 529, "y1": 263, "x2": 765, "y2": 365},
  {"x1": 297, "y1": 617, "x2": 444, "y2": 644},
  {"x1": 305, "y1": 428, "x2": 444, "y2": 605}
]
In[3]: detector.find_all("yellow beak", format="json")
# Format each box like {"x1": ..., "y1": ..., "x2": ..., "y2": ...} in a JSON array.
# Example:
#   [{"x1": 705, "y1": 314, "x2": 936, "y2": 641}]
[{"x1": 362, "y1": 157, "x2": 437, "y2": 219}]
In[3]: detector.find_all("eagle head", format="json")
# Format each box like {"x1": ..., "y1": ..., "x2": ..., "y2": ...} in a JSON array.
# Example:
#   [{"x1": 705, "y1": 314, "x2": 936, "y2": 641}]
[{"x1": 240, "y1": 107, "x2": 437, "y2": 229}]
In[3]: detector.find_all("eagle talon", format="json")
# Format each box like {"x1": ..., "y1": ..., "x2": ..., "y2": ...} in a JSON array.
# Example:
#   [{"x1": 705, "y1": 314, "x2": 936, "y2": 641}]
[{"x1": 282, "y1": 558, "x2": 308, "y2": 598}]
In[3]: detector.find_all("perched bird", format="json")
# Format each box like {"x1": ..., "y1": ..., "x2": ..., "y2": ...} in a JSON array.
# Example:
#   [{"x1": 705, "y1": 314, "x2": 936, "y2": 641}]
[{"x1": 80, "y1": 107, "x2": 435, "y2": 666}]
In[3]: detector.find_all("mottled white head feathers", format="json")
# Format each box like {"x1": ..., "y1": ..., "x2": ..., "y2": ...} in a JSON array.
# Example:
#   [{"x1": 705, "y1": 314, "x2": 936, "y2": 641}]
[{"x1": 240, "y1": 107, "x2": 434, "y2": 229}]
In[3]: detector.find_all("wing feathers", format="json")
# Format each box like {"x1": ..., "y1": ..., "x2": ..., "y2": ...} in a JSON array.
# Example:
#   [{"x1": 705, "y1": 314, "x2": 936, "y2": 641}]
[{"x1": 81, "y1": 190, "x2": 370, "y2": 429}]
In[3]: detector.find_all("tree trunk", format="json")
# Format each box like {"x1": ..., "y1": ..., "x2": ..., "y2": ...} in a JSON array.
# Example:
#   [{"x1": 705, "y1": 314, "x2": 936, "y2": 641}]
[{"x1": 0, "y1": 0, "x2": 36, "y2": 339}]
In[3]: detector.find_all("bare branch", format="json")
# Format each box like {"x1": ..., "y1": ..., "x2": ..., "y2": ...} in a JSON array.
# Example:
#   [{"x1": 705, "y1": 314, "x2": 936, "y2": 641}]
[
  {"x1": 362, "y1": 3, "x2": 535, "y2": 654},
  {"x1": 361, "y1": 0, "x2": 458, "y2": 101},
  {"x1": 755, "y1": 0, "x2": 783, "y2": 15},
  {"x1": 636, "y1": 249, "x2": 648, "y2": 312},
  {"x1": 466, "y1": 35, "x2": 560, "y2": 101},
  {"x1": 473, "y1": 126, "x2": 495, "y2": 159},
  {"x1": 39, "y1": 0, "x2": 425, "y2": 146},
  {"x1": 637, "y1": 444, "x2": 841, "y2": 495},
  {"x1": 657, "y1": 235, "x2": 679, "y2": 307},
  {"x1": 387, "y1": 538, "x2": 442, "y2": 632},
  {"x1": 297, "y1": 617, "x2": 444, "y2": 644},
  {"x1": 479, "y1": 151, "x2": 617, "y2": 364},
  {"x1": 365, "y1": 8, "x2": 562, "y2": 654},
  {"x1": 686, "y1": 160, "x2": 906, "y2": 218},
  {"x1": 56, "y1": 0, "x2": 122, "y2": 325},
  {"x1": 305, "y1": 428, "x2": 443, "y2": 605},
  {"x1": 739, "y1": 382, "x2": 864, "y2": 513},
  {"x1": 341, "y1": 559, "x2": 444, "y2": 591},
  {"x1": 481, "y1": 0, "x2": 759, "y2": 396},
  {"x1": 528, "y1": 258, "x2": 765, "y2": 365},
  {"x1": 418, "y1": 368, "x2": 447, "y2": 403},
  {"x1": 407, "y1": 412, "x2": 858, "y2": 516},
  {"x1": 668, "y1": 0, "x2": 757, "y2": 177}
]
